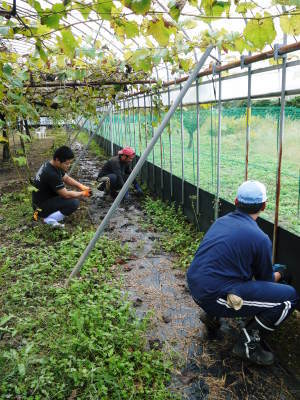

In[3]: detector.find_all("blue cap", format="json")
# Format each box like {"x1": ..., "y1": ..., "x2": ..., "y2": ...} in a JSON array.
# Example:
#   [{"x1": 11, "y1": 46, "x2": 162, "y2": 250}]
[{"x1": 237, "y1": 180, "x2": 267, "y2": 204}]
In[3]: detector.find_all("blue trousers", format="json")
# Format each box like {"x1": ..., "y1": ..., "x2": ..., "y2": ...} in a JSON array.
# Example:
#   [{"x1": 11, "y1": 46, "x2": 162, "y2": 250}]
[{"x1": 193, "y1": 280, "x2": 299, "y2": 332}]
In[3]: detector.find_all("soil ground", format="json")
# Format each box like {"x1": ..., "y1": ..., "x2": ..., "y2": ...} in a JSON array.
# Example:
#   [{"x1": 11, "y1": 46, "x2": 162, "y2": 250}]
[{"x1": 1, "y1": 131, "x2": 299, "y2": 399}]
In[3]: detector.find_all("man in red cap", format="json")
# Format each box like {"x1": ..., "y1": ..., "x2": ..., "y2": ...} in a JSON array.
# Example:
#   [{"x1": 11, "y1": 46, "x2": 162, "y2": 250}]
[{"x1": 97, "y1": 146, "x2": 143, "y2": 200}]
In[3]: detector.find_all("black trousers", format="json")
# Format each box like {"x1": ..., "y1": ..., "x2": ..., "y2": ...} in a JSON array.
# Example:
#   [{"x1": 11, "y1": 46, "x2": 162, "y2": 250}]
[{"x1": 33, "y1": 196, "x2": 79, "y2": 218}]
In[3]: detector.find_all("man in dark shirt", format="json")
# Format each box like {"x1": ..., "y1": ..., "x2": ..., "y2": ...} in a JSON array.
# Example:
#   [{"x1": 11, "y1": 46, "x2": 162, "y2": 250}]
[
  {"x1": 187, "y1": 180, "x2": 299, "y2": 366},
  {"x1": 32, "y1": 146, "x2": 91, "y2": 227},
  {"x1": 97, "y1": 146, "x2": 143, "y2": 200}
]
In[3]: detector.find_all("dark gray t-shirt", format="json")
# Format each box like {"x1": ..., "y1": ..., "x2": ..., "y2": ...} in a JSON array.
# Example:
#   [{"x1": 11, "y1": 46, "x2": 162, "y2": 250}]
[{"x1": 32, "y1": 161, "x2": 65, "y2": 206}]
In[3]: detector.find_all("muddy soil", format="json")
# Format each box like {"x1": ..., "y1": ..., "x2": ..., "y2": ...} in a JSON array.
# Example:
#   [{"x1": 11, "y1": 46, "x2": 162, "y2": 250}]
[{"x1": 72, "y1": 142, "x2": 299, "y2": 400}]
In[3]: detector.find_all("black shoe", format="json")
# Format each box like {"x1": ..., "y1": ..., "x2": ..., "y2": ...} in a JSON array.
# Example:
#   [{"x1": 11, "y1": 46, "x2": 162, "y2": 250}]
[
  {"x1": 97, "y1": 181, "x2": 105, "y2": 191},
  {"x1": 233, "y1": 327, "x2": 274, "y2": 366}
]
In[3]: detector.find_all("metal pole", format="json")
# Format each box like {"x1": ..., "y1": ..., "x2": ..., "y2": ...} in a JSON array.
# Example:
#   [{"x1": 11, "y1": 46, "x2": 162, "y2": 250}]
[
  {"x1": 137, "y1": 96, "x2": 142, "y2": 156},
  {"x1": 132, "y1": 97, "x2": 136, "y2": 152},
  {"x1": 245, "y1": 60, "x2": 252, "y2": 180},
  {"x1": 65, "y1": 46, "x2": 213, "y2": 285},
  {"x1": 150, "y1": 93, "x2": 155, "y2": 186},
  {"x1": 69, "y1": 106, "x2": 112, "y2": 175},
  {"x1": 196, "y1": 78, "x2": 200, "y2": 214},
  {"x1": 110, "y1": 106, "x2": 113, "y2": 156},
  {"x1": 272, "y1": 48, "x2": 287, "y2": 264},
  {"x1": 214, "y1": 51, "x2": 222, "y2": 220},
  {"x1": 167, "y1": 86, "x2": 173, "y2": 198},
  {"x1": 69, "y1": 118, "x2": 88, "y2": 147},
  {"x1": 180, "y1": 84, "x2": 185, "y2": 205}
]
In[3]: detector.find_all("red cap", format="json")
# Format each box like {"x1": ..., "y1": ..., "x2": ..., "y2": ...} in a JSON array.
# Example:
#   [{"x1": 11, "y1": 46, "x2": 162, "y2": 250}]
[{"x1": 118, "y1": 147, "x2": 135, "y2": 157}]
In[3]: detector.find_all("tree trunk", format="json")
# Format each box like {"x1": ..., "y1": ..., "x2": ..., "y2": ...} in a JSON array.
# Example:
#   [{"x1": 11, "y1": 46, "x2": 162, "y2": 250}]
[
  {"x1": 2, "y1": 128, "x2": 10, "y2": 161},
  {"x1": 0, "y1": 113, "x2": 10, "y2": 161},
  {"x1": 19, "y1": 120, "x2": 26, "y2": 154},
  {"x1": 24, "y1": 119, "x2": 31, "y2": 138}
]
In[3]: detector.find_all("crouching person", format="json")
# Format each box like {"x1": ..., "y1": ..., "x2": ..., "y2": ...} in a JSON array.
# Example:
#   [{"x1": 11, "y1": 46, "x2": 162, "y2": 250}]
[
  {"x1": 32, "y1": 146, "x2": 91, "y2": 228},
  {"x1": 97, "y1": 146, "x2": 143, "y2": 200},
  {"x1": 187, "y1": 180, "x2": 299, "y2": 366}
]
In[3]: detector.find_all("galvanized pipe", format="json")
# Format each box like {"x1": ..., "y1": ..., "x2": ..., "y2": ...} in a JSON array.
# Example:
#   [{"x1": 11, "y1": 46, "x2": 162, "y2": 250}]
[
  {"x1": 180, "y1": 84, "x2": 185, "y2": 205},
  {"x1": 245, "y1": 60, "x2": 252, "y2": 180},
  {"x1": 214, "y1": 51, "x2": 222, "y2": 220},
  {"x1": 65, "y1": 46, "x2": 213, "y2": 285},
  {"x1": 69, "y1": 118, "x2": 88, "y2": 147},
  {"x1": 196, "y1": 78, "x2": 200, "y2": 214}
]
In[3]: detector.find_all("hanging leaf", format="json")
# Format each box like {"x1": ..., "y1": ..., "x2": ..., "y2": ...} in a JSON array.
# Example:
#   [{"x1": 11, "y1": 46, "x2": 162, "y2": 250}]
[
  {"x1": 179, "y1": 57, "x2": 193, "y2": 72},
  {"x1": 3, "y1": 63, "x2": 13, "y2": 76},
  {"x1": 280, "y1": 14, "x2": 300, "y2": 36},
  {"x1": 124, "y1": 0, "x2": 151, "y2": 16},
  {"x1": 58, "y1": 29, "x2": 78, "y2": 58},
  {"x1": 0, "y1": 135, "x2": 9, "y2": 143},
  {"x1": 236, "y1": 2, "x2": 256, "y2": 15},
  {"x1": 123, "y1": 20, "x2": 139, "y2": 39},
  {"x1": 243, "y1": 12, "x2": 276, "y2": 50},
  {"x1": 94, "y1": 0, "x2": 113, "y2": 21},
  {"x1": 147, "y1": 18, "x2": 175, "y2": 46},
  {"x1": 181, "y1": 19, "x2": 197, "y2": 29},
  {"x1": 80, "y1": 6, "x2": 91, "y2": 20},
  {"x1": 41, "y1": 14, "x2": 60, "y2": 29},
  {"x1": 35, "y1": 40, "x2": 48, "y2": 62}
]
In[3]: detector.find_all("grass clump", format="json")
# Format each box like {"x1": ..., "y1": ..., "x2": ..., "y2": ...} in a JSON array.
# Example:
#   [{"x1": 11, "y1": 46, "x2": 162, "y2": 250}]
[
  {"x1": 142, "y1": 196, "x2": 203, "y2": 269},
  {"x1": 0, "y1": 192, "x2": 173, "y2": 399}
]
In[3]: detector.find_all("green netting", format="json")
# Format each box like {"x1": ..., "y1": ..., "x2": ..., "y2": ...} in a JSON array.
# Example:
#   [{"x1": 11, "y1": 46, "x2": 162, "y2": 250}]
[{"x1": 98, "y1": 102, "x2": 300, "y2": 236}]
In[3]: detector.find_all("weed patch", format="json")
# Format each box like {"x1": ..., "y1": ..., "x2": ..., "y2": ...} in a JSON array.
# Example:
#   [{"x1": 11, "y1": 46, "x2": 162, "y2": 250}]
[
  {"x1": 0, "y1": 191, "x2": 173, "y2": 399},
  {"x1": 142, "y1": 196, "x2": 203, "y2": 269}
]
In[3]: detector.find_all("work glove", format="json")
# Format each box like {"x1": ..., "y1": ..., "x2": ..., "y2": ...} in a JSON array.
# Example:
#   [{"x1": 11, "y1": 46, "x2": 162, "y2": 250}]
[
  {"x1": 78, "y1": 183, "x2": 90, "y2": 191},
  {"x1": 134, "y1": 183, "x2": 143, "y2": 197},
  {"x1": 273, "y1": 264, "x2": 291, "y2": 284},
  {"x1": 82, "y1": 189, "x2": 92, "y2": 198}
]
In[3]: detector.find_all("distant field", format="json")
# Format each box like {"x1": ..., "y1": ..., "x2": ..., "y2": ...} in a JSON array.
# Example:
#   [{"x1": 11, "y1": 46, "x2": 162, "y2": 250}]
[{"x1": 102, "y1": 106, "x2": 300, "y2": 236}]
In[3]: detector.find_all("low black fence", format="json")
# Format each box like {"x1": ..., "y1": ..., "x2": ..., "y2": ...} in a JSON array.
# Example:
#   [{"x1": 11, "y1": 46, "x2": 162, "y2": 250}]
[{"x1": 96, "y1": 136, "x2": 300, "y2": 302}]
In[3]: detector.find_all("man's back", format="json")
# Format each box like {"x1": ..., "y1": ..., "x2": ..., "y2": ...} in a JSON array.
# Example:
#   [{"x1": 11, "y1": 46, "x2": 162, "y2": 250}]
[{"x1": 187, "y1": 210, "x2": 273, "y2": 300}]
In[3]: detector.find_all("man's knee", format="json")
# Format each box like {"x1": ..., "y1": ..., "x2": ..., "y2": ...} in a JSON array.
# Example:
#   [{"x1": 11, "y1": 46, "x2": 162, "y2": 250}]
[
  {"x1": 63, "y1": 199, "x2": 79, "y2": 215},
  {"x1": 284, "y1": 285, "x2": 299, "y2": 307}
]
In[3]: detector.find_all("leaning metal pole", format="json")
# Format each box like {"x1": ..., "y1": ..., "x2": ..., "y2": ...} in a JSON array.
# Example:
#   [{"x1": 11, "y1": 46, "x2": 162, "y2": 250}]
[
  {"x1": 65, "y1": 46, "x2": 213, "y2": 286},
  {"x1": 69, "y1": 105, "x2": 112, "y2": 175}
]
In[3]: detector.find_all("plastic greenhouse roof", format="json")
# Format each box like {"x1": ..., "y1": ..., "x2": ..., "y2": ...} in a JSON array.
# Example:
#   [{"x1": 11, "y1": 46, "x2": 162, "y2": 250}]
[{"x1": 1, "y1": 1, "x2": 300, "y2": 83}]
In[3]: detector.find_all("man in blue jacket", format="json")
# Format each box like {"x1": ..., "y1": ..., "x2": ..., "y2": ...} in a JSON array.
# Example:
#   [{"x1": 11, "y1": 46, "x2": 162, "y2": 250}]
[{"x1": 187, "y1": 180, "x2": 299, "y2": 366}]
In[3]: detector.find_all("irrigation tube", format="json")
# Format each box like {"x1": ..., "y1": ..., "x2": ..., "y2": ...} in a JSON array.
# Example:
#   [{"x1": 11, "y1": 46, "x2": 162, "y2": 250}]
[
  {"x1": 69, "y1": 105, "x2": 112, "y2": 175},
  {"x1": 65, "y1": 45, "x2": 213, "y2": 285},
  {"x1": 272, "y1": 50, "x2": 287, "y2": 264}
]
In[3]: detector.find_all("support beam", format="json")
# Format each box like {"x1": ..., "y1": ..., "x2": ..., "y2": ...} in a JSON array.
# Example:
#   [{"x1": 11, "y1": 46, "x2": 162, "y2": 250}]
[{"x1": 65, "y1": 45, "x2": 213, "y2": 286}]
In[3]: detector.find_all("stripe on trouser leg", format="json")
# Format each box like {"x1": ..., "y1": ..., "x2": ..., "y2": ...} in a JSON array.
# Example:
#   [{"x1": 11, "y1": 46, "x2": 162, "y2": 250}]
[
  {"x1": 255, "y1": 316, "x2": 274, "y2": 331},
  {"x1": 275, "y1": 301, "x2": 291, "y2": 326},
  {"x1": 216, "y1": 298, "x2": 231, "y2": 308}
]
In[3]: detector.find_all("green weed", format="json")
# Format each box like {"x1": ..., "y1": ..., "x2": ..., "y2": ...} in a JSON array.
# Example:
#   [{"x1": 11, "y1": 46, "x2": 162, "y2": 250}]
[
  {"x1": 142, "y1": 196, "x2": 203, "y2": 269},
  {"x1": 0, "y1": 191, "x2": 173, "y2": 399}
]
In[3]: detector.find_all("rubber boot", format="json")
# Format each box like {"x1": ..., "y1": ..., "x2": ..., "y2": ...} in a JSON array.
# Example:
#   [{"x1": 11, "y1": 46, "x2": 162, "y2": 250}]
[
  {"x1": 233, "y1": 319, "x2": 274, "y2": 366},
  {"x1": 97, "y1": 177, "x2": 110, "y2": 194}
]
